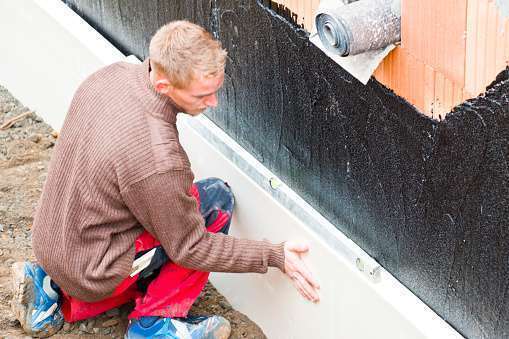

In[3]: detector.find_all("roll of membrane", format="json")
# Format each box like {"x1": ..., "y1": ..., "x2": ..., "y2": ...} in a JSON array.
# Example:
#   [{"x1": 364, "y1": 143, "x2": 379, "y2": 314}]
[{"x1": 316, "y1": 0, "x2": 400, "y2": 56}]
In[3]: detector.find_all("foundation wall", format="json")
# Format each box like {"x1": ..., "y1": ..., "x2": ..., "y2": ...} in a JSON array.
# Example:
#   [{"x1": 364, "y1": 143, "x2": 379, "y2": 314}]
[
  {"x1": 60, "y1": 1, "x2": 509, "y2": 337},
  {"x1": 16, "y1": 0, "x2": 509, "y2": 338},
  {"x1": 0, "y1": 1, "x2": 464, "y2": 338}
]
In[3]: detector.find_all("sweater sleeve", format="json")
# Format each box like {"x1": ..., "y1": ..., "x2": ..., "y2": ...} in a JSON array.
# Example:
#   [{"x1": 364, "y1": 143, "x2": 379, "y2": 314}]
[{"x1": 121, "y1": 168, "x2": 285, "y2": 273}]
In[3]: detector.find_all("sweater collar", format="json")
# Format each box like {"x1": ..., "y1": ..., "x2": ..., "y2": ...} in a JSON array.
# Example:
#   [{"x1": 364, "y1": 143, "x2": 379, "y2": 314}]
[{"x1": 131, "y1": 59, "x2": 184, "y2": 124}]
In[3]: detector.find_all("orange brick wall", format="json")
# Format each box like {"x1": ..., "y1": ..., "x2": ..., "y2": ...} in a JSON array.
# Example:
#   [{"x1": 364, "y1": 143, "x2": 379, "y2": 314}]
[{"x1": 271, "y1": 0, "x2": 509, "y2": 119}]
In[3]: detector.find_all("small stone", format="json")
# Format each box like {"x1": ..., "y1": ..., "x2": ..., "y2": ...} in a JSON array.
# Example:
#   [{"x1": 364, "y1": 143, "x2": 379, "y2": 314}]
[
  {"x1": 79, "y1": 323, "x2": 88, "y2": 332},
  {"x1": 219, "y1": 301, "x2": 230, "y2": 309},
  {"x1": 63, "y1": 322, "x2": 72, "y2": 332},
  {"x1": 0, "y1": 224, "x2": 3, "y2": 232},
  {"x1": 93, "y1": 327, "x2": 100, "y2": 334},
  {"x1": 86, "y1": 319, "x2": 95, "y2": 332},
  {"x1": 28, "y1": 134, "x2": 41, "y2": 143},
  {"x1": 8, "y1": 318, "x2": 19, "y2": 328},
  {"x1": 43, "y1": 140, "x2": 55, "y2": 149},
  {"x1": 51, "y1": 131, "x2": 59, "y2": 139},
  {"x1": 102, "y1": 319, "x2": 119, "y2": 327}
]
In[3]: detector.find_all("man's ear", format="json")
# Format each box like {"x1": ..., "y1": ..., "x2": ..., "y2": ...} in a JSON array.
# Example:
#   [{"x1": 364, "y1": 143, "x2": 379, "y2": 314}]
[{"x1": 154, "y1": 78, "x2": 172, "y2": 94}]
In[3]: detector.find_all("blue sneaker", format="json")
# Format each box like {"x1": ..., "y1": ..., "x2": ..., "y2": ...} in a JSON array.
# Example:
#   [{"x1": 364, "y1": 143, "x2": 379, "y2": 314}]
[
  {"x1": 125, "y1": 315, "x2": 231, "y2": 339},
  {"x1": 11, "y1": 262, "x2": 64, "y2": 337}
]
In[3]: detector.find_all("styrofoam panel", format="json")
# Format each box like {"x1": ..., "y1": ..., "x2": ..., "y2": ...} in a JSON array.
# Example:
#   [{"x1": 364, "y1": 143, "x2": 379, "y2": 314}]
[{"x1": 0, "y1": 0, "x2": 124, "y2": 130}]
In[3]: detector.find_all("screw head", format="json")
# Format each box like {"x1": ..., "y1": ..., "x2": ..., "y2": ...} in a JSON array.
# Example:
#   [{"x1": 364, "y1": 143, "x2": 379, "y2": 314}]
[
  {"x1": 356, "y1": 257, "x2": 364, "y2": 272},
  {"x1": 269, "y1": 177, "x2": 281, "y2": 189}
]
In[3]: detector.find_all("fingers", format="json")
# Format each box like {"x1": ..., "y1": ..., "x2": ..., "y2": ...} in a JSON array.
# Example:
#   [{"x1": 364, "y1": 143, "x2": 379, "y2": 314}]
[
  {"x1": 291, "y1": 274, "x2": 312, "y2": 301},
  {"x1": 286, "y1": 248, "x2": 320, "y2": 290},
  {"x1": 284, "y1": 241, "x2": 320, "y2": 303},
  {"x1": 295, "y1": 273, "x2": 319, "y2": 302},
  {"x1": 286, "y1": 241, "x2": 309, "y2": 253},
  {"x1": 290, "y1": 272, "x2": 312, "y2": 301},
  {"x1": 291, "y1": 272, "x2": 320, "y2": 303},
  {"x1": 295, "y1": 260, "x2": 320, "y2": 290}
]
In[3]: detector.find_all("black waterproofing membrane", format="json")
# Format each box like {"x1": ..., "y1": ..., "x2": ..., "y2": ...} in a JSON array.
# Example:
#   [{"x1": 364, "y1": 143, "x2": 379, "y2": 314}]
[{"x1": 62, "y1": 1, "x2": 509, "y2": 337}]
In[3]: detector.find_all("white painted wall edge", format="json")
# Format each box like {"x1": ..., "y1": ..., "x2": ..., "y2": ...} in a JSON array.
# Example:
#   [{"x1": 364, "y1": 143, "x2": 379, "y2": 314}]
[
  {"x1": 0, "y1": 0, "x2": 125, "y2": 130},
  {"x1": 0, "y1": 1, "x2": 464, "y2": 338}
]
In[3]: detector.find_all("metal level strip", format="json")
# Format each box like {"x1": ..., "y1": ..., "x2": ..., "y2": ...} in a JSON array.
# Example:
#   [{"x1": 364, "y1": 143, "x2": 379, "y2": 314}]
[{"x1": 182, "y1": 114, "x2": 383, "y2": 281}]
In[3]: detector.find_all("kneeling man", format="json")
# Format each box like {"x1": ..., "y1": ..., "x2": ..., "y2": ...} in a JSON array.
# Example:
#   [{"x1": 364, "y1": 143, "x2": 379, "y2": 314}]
[{"x1": 12, "y1": 20, "x2": 319, "y2": 338}]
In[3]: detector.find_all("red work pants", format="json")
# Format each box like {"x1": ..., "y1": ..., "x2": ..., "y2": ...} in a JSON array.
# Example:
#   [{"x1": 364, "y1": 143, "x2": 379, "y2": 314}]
[{"x1": 60, "y1": 178, "x2": 234, "y2": 322}]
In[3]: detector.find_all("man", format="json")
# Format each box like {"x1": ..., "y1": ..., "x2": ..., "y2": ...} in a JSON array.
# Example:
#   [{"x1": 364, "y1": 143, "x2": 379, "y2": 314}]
[{"x1": 11, "y1": 21, "x2": 320, "y2": 338}]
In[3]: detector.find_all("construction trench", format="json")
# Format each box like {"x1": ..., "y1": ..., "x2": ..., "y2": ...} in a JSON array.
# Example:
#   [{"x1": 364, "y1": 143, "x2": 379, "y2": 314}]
[{"x1": 0, "y1": 0, "x2": 508, "y2": 338}]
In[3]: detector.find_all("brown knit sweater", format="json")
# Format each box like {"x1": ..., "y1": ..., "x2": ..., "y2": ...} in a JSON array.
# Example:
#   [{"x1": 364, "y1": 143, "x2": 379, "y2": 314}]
[{"x1": 32, "y1": 60, "x2": 285, "y2": 302}]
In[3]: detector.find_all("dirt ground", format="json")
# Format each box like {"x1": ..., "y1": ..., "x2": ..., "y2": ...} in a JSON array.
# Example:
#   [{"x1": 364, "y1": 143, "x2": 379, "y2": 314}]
[{"x1": 0, "y1": 85, "x2": 266, "y2": 338}]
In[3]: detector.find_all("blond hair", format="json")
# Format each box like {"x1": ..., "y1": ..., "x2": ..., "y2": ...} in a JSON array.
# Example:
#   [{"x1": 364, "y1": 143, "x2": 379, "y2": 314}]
[{"x1": 149, "y1": 21, "x2": 227, "y2": 89}]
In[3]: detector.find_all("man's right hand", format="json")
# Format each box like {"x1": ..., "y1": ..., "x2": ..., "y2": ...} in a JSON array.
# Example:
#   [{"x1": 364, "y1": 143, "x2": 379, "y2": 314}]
[{"x1": 283, "y1": 241, "x2": 320, "y2": 303}]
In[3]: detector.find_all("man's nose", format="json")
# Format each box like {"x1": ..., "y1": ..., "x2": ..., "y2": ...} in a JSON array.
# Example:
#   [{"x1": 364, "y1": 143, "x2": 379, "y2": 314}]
[{"x1": 205, "y1": 94, "x2": 218, "y2": 108}]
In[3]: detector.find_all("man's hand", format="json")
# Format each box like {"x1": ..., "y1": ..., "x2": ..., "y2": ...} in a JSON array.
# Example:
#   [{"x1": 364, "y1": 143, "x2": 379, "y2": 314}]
[{"x1": 284, "y1": 241, "x2": 320, "y2": 303}]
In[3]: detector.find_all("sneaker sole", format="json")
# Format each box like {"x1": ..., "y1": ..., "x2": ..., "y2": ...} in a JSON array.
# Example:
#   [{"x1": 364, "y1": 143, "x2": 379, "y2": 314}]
[
  {"x1": 206, "y1": 325, "x2": 231, "y2": 339},
  {"x1": 205, "y1": 317, "x2": 231, "y2": 339},
  {"x1": 10, "y1": 262, "x2": 61, "y2": 338},
  {"x1": 11, "y1": 262, "x2": 33, "y2": 335}
]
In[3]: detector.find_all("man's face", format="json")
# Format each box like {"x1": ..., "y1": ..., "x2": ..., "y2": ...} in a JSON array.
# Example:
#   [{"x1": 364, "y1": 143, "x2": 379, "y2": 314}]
[{"x1": 167, "y1": 73, "x2": 224, "y2": 116}]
